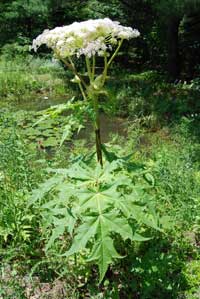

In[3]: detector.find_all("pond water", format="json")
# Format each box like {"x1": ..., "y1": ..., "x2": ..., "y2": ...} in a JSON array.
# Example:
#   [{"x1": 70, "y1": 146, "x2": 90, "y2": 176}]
[
  {"x1": 15, "y1": 95, "x2": 69, "y2": 111},
  {"x1": 77, "y1": 113, "x2": 127, "y2": 144},
  {"x1": 11, "y1": 95, "x2": 128, "y2": 145}
]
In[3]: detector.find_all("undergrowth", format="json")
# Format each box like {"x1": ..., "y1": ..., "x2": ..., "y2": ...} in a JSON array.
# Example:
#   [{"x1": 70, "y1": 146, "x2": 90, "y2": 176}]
[
  {"x1": 0, "y1": 112, "x2": 199, "y2": 298},
  {"x1": 0, "y1": 55, "x2": 71, "y2": 105},
  {"x1": 0, "y1": 57, "x2": 200, "y2": 298}
]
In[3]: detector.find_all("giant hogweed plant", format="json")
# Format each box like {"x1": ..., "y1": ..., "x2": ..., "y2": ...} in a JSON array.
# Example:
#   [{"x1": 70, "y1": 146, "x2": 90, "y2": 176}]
[
  {"x1": 32, "y1": 18, "x2": 140, "y2": 165},
  {"x1": 30, "y1": 19, "x2": 165, "y2": 282},
  {"x1": 30, "y1": 158, "x2": 166, "y2": 282}
]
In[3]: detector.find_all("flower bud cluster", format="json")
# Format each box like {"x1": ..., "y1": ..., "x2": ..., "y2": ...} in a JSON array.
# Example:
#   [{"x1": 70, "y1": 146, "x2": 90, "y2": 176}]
[{"x1": 32, "y1": 18, "x2": 140, "y2": 58}]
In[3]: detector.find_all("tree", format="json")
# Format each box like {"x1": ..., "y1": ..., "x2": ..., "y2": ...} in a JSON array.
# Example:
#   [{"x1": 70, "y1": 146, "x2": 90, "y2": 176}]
[
  {"x1": 47, "y1": 0, "x2": 87, "y2": 27},
  {"x1": 0, "y1": 0, "x2": 49, "y2": 46},
  {"x1": 117, "y1": 0, "x2": 200, "y2": 80},
  {"x1": 151, "y1": 0, "x2": 200, "y2": 81}
]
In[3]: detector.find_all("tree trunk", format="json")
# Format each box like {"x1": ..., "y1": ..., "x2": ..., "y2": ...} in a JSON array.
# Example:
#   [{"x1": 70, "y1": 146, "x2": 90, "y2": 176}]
[{"x1": 167, "y1": 16, "x2": 181, "y2": 82}]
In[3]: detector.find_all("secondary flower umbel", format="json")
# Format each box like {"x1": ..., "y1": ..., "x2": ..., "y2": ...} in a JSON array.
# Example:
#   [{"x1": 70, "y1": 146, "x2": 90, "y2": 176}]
[{"x1": 32, "y1": 18, "x2": 140, "y2": 58}]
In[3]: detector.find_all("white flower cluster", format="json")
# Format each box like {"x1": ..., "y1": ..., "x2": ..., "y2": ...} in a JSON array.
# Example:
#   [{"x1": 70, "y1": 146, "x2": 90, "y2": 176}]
[{"x1": 32, "y1": 18, "x2": 140, "y2": 58}]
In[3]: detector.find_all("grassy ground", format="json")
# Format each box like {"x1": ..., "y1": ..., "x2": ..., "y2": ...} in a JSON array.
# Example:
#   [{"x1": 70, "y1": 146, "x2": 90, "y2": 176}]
[
  {"x1": 0, "y1": 55, "x2": 200, "y2": 299},
  {"x1": 0, "y1": 55, "x2": 73, "y2": 109}
]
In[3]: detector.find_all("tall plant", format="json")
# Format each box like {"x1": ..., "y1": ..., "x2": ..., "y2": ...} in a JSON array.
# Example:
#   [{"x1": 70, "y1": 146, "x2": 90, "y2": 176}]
[
  {"x1": 30, "y1": 20, "x2": 166, "y2": 283},
  {"x1": 32, "y1": 18, "x2": 140, "y2": 165}
]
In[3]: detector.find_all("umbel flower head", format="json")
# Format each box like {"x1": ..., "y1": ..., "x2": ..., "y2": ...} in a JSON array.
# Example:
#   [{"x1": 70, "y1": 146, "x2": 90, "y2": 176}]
[{"x1": 32, "y1": 18, "x2": 140, "y2": 58}]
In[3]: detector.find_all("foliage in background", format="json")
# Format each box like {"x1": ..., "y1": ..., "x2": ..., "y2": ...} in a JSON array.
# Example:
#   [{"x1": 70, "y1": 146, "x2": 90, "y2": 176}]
[
  {"x1": 0, "y1": 112, "x2": 43, "y2": 250},
  {"x1": 104, "y1": 70, "x2": 200, "y2": 123},
  {"x1": 0, "y1": 1, "x2": 200, "y2": 296},
  {"x1": 0, "y1": 55, "x2": 70, "y2": 104},
  {"x1": 1, "y1": 0, "x2": 200, "y2": 80}
]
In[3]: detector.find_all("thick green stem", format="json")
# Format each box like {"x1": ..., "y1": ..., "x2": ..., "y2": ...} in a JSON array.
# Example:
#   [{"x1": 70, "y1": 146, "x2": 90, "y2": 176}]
[
  {"x1": 88, "y1": 56, "x2": 103, "y2": 166},
  {"x1": 93, "y1": 95, "x2": 103, "y2": 167},
  {"x1": 92, "y1": 56, "x2": 95, "y2": 81},
  {"x1": 85, "y1": 56, "x2": 92, "y2": 81},
  {"x1": 57, "y1": 54, "x2": 88, "y2": 100},
  {"x1": 107, "y1": 39, "x2": 124, "y2": 68},
  {"x1": 58, "y1": 54, "x2": 88, "y2": 89},
  {"x1": 101, "y1": 54, "x2": 108, "y2": 87},
  {"x1": 68, "y1": 56, "x2": 88, "y2": 89},
  {"x1": 78, "y1": 81, "x2": 87, "y2": 101}
]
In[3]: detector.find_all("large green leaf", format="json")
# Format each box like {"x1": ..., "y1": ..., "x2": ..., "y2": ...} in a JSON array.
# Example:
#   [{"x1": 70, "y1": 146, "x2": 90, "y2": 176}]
[
  {"x1": 30, "y1": 159, "x2": 163, "y2": 282},
  {"x1": 88, "y1": 237, "x2": 122, "y2": 283},
  {"x1": 65, "y1": 209, "x2": 133, "y2": 281},
  {"x1": 46, "y1": 225, "x2": 65, "y2": 251},
  {"x1": 97, "y1": 211, "x2": 133, "y2": 241},
  {"x1": 28, "y1": 176, "x2": 63, "y2": 206},
  {"x1": 64, "y1": 216, "x2": 99, "y2": 256}
]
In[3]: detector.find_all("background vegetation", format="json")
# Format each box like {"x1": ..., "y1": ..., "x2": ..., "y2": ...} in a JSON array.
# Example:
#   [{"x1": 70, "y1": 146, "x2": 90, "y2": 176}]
[{"x1": 0, "y1": 1, "x2": 200, "y2": 298}]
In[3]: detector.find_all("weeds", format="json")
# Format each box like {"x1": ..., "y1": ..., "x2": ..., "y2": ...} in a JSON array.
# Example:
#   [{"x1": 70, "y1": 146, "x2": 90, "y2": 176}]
[
  {"x1": 0, "y1": 55, "x2": 71, "y2": 104},
  {"x1": 0, "y1": 56, "x2": 200, "y2": 298}
]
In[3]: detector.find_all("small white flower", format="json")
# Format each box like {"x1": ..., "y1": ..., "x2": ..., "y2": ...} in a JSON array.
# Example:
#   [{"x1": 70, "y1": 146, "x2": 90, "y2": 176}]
[{"x1": 32, "y1": 18, "x2": 140, "y2": 59}]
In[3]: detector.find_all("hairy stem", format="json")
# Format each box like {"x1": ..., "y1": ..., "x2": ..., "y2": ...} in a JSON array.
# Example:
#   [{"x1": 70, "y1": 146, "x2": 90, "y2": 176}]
[
  {"x1": 68, "y1": 57, "x2": 88, "y2": 89},
  {"x1": 93, "y1": 95, "x2": 103, "y2": 167},
  {"x1": 78, "y1": 82, "x2": 87, "y2": 101},
  {"x1": 107, "y1": 39, "x2": 123, "y2": 68},
  {"x1": 85, "y1": 56, "x2": 92, "y2": 82},
  {"x1": 90, "y1": 56, "x2": 103, "y2": 166},
  {"x1": 92, "y1": 56, "x2": 95, "y2": 81},
  {"x1": 101, "y1": 54, "x2": 108, "y2": 87},
  {"x1": 57, "y1": 54, "x2": 88, "y2": 89}
]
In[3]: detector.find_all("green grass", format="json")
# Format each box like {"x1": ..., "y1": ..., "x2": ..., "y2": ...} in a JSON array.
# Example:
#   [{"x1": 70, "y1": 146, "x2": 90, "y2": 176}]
[
  {"x1": 0, "y1": 114, "x2": 199, "y2": 298},
  {"x1": 0, "y1": 56, "x2": 200, "y2": 298},
  {"x1": 0, "y1": 55, "x2": 72, "y2": 106},
  {"x1": 99, "y1": 117, "x2": 200, "y2": 297},
  {"x1": 105, "y1": 70, "x2": 200, "y2": 124}
]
